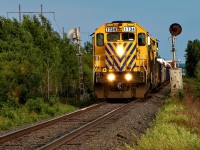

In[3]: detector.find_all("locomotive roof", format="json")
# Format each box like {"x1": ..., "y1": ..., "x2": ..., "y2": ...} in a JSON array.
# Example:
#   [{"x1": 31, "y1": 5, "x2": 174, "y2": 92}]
[{"x1": 111, "y1": 21, "x2": 133, "y2": 23}]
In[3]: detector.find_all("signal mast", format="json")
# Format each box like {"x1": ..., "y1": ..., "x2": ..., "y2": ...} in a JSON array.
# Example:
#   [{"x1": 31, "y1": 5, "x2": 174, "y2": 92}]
[
  {"x1": 67, "y1": 28, "x2": 85, "y2": 100},
  {"x1": 169, "y1": 23, "x2": 183, "y2": 95},
  {"x1": 169, "y1": 23, "x2": 182, "y2": 68}
]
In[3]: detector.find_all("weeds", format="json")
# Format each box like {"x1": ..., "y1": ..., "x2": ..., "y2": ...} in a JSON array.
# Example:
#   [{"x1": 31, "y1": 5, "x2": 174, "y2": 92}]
[
  {"x1": 0, "y1": 96, "x2": 76, "y2": 130},
  {"x1": 126, "y1": 78, "x2": 200, "y2": 150},
  {"x1": 127, "y1": 97, "x2": 200, "y2": 150}
]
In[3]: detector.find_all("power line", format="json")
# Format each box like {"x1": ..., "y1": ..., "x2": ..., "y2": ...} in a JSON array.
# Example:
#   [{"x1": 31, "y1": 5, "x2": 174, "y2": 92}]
[
  {"x1": 6, "y1": 4, "x2": 55, "y2": 23},
  {"x1": 6, "y1": 4, "x2": 63, "y2": 36}
]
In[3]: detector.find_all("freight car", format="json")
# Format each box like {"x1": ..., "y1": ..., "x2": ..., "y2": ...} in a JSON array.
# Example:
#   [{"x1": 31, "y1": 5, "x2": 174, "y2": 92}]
[{"x1": 92, "y1": 21, "x2": 169, "y2": 99}]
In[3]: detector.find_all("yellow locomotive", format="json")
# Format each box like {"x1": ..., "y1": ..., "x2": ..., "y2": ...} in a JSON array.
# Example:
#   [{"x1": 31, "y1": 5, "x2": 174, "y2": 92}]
[{"x1": 92, "y1": 21, "x2": 159, "y2": 98}]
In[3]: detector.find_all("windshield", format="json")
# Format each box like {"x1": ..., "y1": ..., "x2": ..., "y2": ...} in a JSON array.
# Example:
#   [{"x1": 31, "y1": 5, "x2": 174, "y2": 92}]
[
  {"x1": 107, "y1": 33, "x2": 135, "y2": 42},
  {"x1": 107, "y1": 33, "x2": 120, "y2": 42},
  {"x1": 122, "y1": 33, "x2": 135, "y2": 41}
]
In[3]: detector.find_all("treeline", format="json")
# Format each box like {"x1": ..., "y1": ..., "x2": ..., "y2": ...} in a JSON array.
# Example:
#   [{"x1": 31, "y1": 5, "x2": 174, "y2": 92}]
[
  {"x1": 0, "y1": 15, "x2": 93, "y2": 105},
  {"x1": 185, "y1": 39, "x2": 200, "y2": 79}
]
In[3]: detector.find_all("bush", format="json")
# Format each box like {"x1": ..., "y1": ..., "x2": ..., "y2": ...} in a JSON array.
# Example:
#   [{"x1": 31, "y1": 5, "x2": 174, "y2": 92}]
[
  {"x1": 48, "y1": 96, "x2": 60, "y2": 106},
  {"x1": 47, "y1": 107, "x2": 57, "y2": 116},
  {"x1": 183, "y1": 78, "x2": 200, "y2": 98},
  {"x1": 0, "y1": 106, "x2": 17, "y2": 119},
  {"x1": 26, "y1": 98, "x2": 47, "y2": 114}
]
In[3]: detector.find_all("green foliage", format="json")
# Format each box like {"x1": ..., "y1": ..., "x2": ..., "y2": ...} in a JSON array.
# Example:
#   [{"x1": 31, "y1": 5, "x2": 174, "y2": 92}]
[
  {"x1": 183, "y1": 78, "x2": 200, "y2": 98},
  {"x1": 0, "y1": 96, "x2": 76, "y2": 130},
  {"x1": 195, "y1": 60, "x2": 200, "y2": 81},
  {"x1": 84, "y1": 41, "x2": 93, "y2": 54},
  {"x1": 26, "y1": 98, "x2": 47, "y2": 114},
  {"x1": 128, "y1": 97, "x2": 200, "y2": 150},
  {"x1": 185, "y1": 39, "x2": 200, "y2": 77},
  {"x1": 0, "y1": 15, "x2": 93, "y2": 104},
  {"x1": 0, "y1": 15, "x2": 94, "y2": 131},
  {"x1": 49, "y1": 96, "x2": 60, "y2": 106}
]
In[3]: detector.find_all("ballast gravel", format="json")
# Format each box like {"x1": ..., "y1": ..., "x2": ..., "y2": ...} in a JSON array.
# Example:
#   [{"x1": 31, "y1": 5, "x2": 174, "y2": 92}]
[{"x1": 78, "y1": 86, "x2": 169, "y2": 150}]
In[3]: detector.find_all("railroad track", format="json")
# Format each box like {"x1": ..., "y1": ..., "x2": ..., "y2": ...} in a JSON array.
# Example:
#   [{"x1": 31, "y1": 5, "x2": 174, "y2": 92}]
[
  {"x1": 0, "y1": 84, "x2": 169, "y2": 150},
  {"x1": 0, "y1": 102, "x2": 107, "y2": 149},
  {"x1": 0, "y1": 101, "x2": 132, "y2": 150},
  {"x1": 38, "y1": 101, "x2": 134, "y2": 150}
]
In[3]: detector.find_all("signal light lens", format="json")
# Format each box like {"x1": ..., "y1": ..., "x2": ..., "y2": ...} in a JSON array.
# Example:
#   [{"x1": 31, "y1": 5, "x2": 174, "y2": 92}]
[
  {"x1": 125, "y1": 73, "x2": 132, "y2": 81},
  {"x1": 107, "y1": 73, "x2": 115, "y2": 81}
]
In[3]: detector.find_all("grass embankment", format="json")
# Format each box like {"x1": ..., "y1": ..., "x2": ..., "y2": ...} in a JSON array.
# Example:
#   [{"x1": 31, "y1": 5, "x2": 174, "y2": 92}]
[
  {"x1": 126, "y1": 78, "x2": 200, "y2": 150},
  {"x1": 0, "y1": 96, "x2": 96, "y2": 131}
]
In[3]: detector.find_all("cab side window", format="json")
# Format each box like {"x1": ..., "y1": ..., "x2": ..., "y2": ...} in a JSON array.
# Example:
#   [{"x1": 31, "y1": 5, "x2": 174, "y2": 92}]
[
  {"x1": 138, "y1": 33, "x2": 146, "y2": 46},
  {"x1": 96, "y1": 33, "x2": 104, "y2": 46}
]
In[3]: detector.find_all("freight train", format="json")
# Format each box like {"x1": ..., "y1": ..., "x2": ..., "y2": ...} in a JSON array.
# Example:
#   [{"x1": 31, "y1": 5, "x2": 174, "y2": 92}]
[{"x1": 92, "y1": 21, "x2": 170, "y2": 99}]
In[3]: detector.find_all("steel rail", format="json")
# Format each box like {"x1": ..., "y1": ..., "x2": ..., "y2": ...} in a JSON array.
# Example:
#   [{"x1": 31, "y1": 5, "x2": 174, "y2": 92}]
[
  {"x1": 38, "y1": 101, "x2": 134, "y2": 150},
  {"x1": 0, "y1": 102, "x2": 106, "y2": 144}
]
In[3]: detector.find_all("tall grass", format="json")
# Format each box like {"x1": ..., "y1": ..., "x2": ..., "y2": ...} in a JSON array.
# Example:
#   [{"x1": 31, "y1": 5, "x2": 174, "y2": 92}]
[
  {"x1": 126, "y1": 78, "x2": 200, "y2": 150},
  {"x1": 126, "y1": 97, "x2": 200, "y2": 150}
]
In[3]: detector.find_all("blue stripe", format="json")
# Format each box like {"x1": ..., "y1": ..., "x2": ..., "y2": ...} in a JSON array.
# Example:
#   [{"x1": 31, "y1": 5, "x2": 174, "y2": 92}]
[
  {"x1": 126, "y1": 43, "x2": 133, "y2": 52},
  {"x1": 127, "y1": 44, "x2": 136, "y2": 60},
  {"x1": 132, "y1": 63, "x2": 136, "y2": 71},
  {"x1": 113, "y1": 59, "x2": 121, "y2": 71},
  {"x1": 106, "y1": 55, "x2": 122, "y2": 71},
  {"x1": 106, "y1": 43, "x2": 136, "y2": 72},
  {"x1": 105, "y1": 46, "x2": 112, "y2": 55},
  {"x1": 106, "y1": 55, "x2": 113, "y2": 67},
  {"x1": 129, "y1": 44, "x2": 136, "y2": 55},
  {"x1": 129, "y1": 55, "x2": 137, "y2": 70},
  {"x1": 107, "y1": 43, "x2": 124, "y2": 62}
]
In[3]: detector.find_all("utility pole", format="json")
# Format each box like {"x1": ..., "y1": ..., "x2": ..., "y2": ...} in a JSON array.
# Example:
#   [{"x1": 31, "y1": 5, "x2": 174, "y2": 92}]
[{"x1": 19, "y1": 4, "x2": 21, "y2": 23}]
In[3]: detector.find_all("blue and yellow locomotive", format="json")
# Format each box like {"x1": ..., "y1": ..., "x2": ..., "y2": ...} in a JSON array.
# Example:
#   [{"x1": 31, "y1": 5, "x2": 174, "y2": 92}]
[{"x1": 92, "y1": 21, "x2": 160, "y2": 98}]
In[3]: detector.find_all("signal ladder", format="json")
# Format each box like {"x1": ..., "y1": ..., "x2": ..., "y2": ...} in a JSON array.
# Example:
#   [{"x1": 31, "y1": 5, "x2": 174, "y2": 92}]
[{"x1": 77, "y1": 53, "x2": 85, "y2": 100}]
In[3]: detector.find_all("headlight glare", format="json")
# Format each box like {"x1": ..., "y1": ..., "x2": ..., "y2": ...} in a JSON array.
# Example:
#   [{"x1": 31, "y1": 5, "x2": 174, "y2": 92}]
[
  {"x1": 116, "y1": 45, "x2": 124, "y2": 57},
  {"x1": 107, "y1": 73, "x2": 115, "y2": 81},
  {"x1": 125, "y1": 73, "x2": 132, "y2": 81}
]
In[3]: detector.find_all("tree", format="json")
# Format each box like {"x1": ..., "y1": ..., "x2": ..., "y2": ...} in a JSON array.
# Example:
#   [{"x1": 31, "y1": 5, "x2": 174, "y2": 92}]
[
  {"x1": 185, "y1": 39, "x2": 200, "y2": 77},
  {"x1": 84, "y1": 41, "x2": 93, "y2": 54},
  {"x1": 0, "y1": 15, "x2": 93, "y2": 105},
  {"x1": 195, "y1": 60, "x2": 200, "y2": 81}
]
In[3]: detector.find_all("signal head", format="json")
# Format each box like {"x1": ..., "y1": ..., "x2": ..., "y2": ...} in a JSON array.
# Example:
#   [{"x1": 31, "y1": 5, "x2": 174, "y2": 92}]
[{"x1": 169, "y1": 23, "x2": 182, "y2": 36}]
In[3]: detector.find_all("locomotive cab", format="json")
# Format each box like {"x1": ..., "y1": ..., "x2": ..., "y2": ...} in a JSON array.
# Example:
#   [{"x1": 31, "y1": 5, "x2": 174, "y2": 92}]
[{"x1": 93, "y1": 21, "x2": 159, "y2": 99}]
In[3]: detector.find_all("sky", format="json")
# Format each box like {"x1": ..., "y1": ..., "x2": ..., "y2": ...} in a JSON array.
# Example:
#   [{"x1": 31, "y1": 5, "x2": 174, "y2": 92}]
[{"x1": 0, "y1": 0, "x2": 200, "y2": 63}]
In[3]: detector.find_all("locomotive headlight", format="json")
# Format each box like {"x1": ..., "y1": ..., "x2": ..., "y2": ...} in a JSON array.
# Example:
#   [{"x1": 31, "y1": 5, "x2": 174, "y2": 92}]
[
  {"x1": 125, "y1": 73, "x2": 132, "y2": 81},
  {"x1": 116, "y1": 45, "x2": 124, "y2": 57},
  {"x1": 107, "y1": 73, "x2": 115, "y2": 81}
]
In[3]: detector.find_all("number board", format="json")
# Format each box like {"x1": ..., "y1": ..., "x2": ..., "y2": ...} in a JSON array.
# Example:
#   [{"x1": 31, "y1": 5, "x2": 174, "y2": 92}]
[
  {"x1": 123, "y1": 27, "x2": 135, "y2": 32},
  {"x1": 105, "y1": 27, "x2": 117, "y2": 32}
]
